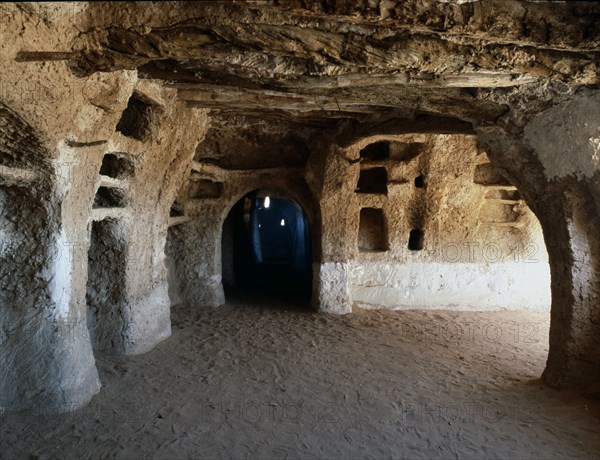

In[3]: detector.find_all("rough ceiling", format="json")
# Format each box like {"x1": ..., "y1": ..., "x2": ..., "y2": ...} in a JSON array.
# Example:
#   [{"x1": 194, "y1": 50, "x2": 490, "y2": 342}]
[{"x1": 17, "y1": 0, "x2": 600, "y2": 130}]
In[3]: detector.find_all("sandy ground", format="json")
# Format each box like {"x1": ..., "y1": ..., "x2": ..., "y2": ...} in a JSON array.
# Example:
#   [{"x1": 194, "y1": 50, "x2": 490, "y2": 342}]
[{"x1": 1, "y1": 295, "x2": 599, "y2": 459}]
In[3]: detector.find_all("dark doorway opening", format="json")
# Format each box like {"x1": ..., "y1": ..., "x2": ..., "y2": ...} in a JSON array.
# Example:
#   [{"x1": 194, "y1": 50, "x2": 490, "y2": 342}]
[{"x1": 222, "y1": 191, "x2": 312, "y2": 304}]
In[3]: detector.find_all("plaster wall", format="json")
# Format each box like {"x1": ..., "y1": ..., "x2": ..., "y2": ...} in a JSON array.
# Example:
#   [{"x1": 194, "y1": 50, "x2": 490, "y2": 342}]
[
  {"x1": 345, "y1": 134, "x2": 551, "y2": 312},
  {"x1": 350, "y1": 261, "x2": 550, "y2": 311}
]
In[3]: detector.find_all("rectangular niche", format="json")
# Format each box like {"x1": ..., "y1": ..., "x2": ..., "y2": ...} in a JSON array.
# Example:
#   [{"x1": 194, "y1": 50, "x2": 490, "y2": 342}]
[
  {"x1": 355, "y1": 167, "x2": 387, "y2": 195},
  {"x1": 116, "y1": 91, "x2": 164, "y2": 142},
  {"x1": 99, "y1": 153, "x2": 134, "y2": 179},
  {"x1": 388, "y1": 142, "x2": 424, "y2": 162},
  {"x1": 93, "y1": 186, "x2": 127, "y2": 209},
  {"x1": 169, "y1": 201, "x2": 185, "y2": 217},
  {"x1": 408, "y1": 229, "x2": 424, "y2": 251},
  {"x1": 358, "y1": 207, "x2": 388, "y2": 252},
  {"x1": 360, "y1": 141, "x2": 425, "y2": 163},
  {"x1": 189, "y1": 179, "x2": 223, "y2": 199},
  {"x1": 360, "y1": 141, "x2": 390, "y2": 161},
  {"x1": 485, "y1": 189, "x2": 521, "y2": 201},
  {"x1": 479, "y1": 202, "x2": 518, "y2": 224},
  {"x1": 473, "y1": 163, "x2": 512, "y2": 186}
]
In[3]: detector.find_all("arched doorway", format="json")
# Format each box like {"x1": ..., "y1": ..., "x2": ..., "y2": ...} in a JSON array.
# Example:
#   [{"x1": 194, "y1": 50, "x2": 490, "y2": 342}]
[{"x1": 222, "y1": 190, "x2": 312, "y2": 305}]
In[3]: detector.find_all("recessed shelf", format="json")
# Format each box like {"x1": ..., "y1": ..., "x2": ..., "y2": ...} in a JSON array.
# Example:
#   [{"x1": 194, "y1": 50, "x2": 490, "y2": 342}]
[
  {"x1": 99, "y1": 175, "x2": 127, "y2": 189},
  {"x1": 485, "y1": 198, "x2": 520, "y2": 204},
  {"x1": 479, "y1": 221, "x2": 524, "y2": 227},
  {"x1": 93, "y1": 186, "x2": 127, "y2": 209},
  {"x1": 99, "y1": 153, "x2": 135, "y2": 179},
  {"x1": 408, "y1": 228, "x2": 424, "y2": 251},
  {"x1": 0, "y1": 166, "x2": 37, "y2": 185},
  {"x1": 355, "y1": 167, "x2": 388, "y2": 195},
  {"x1": 116, "y1": 91, "x2": 164, "y2": 142},
  {"x1": 358, "y1": 207, "x2": 388, "y2": 252},
  {"x1": 478, "y1": 184, "x2": 517, "y2": 191},
  {"x1": 473, "y1": 163, "x2": 514, "y2": 187},
  {"x1": 168, "y1": 216, "x2": 192, "y2": 227},
  {"x1": 91, "y1": 207, "x2": 130, "y2": 222},
  {"x1": 189, "y1": 179, "x2": 223, "y2": 199}
]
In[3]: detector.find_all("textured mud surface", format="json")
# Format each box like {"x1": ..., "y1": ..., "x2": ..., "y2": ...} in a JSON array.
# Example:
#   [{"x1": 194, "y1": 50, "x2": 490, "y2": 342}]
[
  {"x1": 1, "y1": 299, "x2": 598, "y2": 459},
  {"x1": 1, "y1": 0, "x2": 599, "y2": 415}
]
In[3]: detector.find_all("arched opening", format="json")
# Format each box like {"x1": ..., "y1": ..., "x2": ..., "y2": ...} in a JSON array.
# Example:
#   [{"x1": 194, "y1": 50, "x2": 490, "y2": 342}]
[
  {"x1": 222, "y1": 190, "x2": 312, "y2": 305},
  {"x1": 478, "y1": 106, "x2": 600, "y2": 392}
]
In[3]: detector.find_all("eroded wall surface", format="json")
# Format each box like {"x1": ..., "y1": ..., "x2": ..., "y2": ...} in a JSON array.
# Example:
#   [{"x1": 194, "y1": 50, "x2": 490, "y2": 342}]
[
  {"x1": 345, "y1": 135, "x2": 551, "y2": 311},
  {"x1": 0, "y1": 4, "x2": 209, "y2": 413},
  {"x1": 176, "y1": 121, "x2": 550, "y2": 313},
  {"x1": 1, "y1": 1, "x2": 599, "y2": 411}
]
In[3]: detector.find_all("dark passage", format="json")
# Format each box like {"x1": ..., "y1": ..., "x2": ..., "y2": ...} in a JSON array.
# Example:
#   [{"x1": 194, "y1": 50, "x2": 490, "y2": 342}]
[{"x1": 222, "y1": 191, "x2": 312, "y2": 303}]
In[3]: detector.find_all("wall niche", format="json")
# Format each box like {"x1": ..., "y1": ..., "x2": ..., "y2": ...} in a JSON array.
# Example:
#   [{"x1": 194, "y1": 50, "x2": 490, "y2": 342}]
[
  {"x1": 358, "y1": 207, "x2": 388, "y2": 252},
  {"x1": 93, "y1": 186, "x2": 127, "y2": 209},
  {"x1": 116, "y1": 91, "x2": 164, "y2": 142},
  {"x1": 189, "y1": 179, "x2": 223, "y2": 199},
  {"x1": 99, "y1": 153, "x2": 134, "y2": 179},
  {"x1": 355, "y1": 167, "x2": 388, "y2": 195},
  {"x1": 360, "y1": 141, "x2": 390, "y2": 161},
  {"x1": 408, "y1": 228, "x2": 424, "y2": 251}
]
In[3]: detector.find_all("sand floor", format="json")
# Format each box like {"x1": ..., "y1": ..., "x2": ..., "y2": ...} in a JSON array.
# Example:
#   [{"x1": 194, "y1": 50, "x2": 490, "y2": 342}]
[{"x1": 1, "y1": 296, "x2": 599, "y2": 459}]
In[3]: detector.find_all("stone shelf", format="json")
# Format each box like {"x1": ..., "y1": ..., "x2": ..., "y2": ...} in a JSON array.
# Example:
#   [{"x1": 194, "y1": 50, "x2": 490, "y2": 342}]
[
  {"x1": 478, "y1": 184, "x2": 518, "y2": 191},
  {"x1": 91, "y1": 207, "x2": 130, "y2": 222},
  {"x1": 99, "y1": 175, "x2": 128, "y2": 189},
  {"x1": 485, "y1": 198, "x2": 520, "y2": 204},
  {"x1": 480, "y1": 221, "x2": 524, "y2": 227},
  {"x1": 359, "y1": 159, "x2": 403, "y2": 168},
  {"x1": 0, "y1": 165, "x2": 38, "y2": 185},
  {"x1": 168, "y1": 216, "x2": 192, "y2": 227}
]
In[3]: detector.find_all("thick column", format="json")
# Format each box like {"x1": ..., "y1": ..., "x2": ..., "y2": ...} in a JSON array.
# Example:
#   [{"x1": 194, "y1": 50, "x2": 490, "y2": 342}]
[
  {"x1": 538, "y1": 183, "x2": 600, "y2": 390},
  {"x1": 0, "y1": 207, "x2": 101, "y2": 414},
  {"x1": 121, "y1": 225, "x2": 173, "y2": 354},
  {"x1": 311, "y1": 145, "x2": 356, "y2": 314},
  {"x1": 312, "y1": 261, "x2": 352, "y2": 314},
  {"x1": 175, "y1": 202, "x2": 226, "y2": 307},
  {"x1": 477, "y1": 90, "x2": 600, "y2": 392},
  {"x1": 0, "y1": 109, "x2": 100, "y2": 414},
  {"x1": 88, "y1": 94, "x2": 208, "y2": 354}
]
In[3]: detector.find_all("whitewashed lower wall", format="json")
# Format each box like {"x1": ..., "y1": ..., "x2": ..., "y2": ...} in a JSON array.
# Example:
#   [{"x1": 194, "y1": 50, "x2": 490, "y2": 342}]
[{"x1": 349, "y1": 261, "x2": 551, "y2": 311}]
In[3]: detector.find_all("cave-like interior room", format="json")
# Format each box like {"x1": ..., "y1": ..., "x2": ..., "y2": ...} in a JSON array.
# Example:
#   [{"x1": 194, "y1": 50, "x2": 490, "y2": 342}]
[{"x1": 1, "y1": 1, "x2": 599, "y2": 458}]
